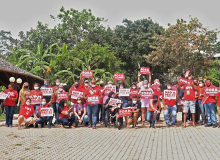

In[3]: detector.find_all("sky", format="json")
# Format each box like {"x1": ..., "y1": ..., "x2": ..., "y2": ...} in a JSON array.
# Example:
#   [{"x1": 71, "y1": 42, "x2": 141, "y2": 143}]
[{"x1": 0, "y1": 0, "x2": 220, "y2": 39}]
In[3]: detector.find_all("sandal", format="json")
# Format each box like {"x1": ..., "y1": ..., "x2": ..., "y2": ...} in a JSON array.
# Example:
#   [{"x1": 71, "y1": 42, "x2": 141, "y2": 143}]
[
  {"x1": 182, "y1": 124, "x2": 186, "y2": 128},
  {"x1": 100, "y1": 122, "x2": 104, "y2": 125}
]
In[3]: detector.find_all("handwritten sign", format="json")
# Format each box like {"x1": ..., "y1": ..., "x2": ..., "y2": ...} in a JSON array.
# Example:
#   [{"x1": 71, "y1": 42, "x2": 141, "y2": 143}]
[
  {"x1": 118, "y1": 108, "x2": 131, "y2": 117},
  {"x1": 71, "y1": 91, "x2": 83, "y2": 99},
  {"x1": 109, "y1": 98, "x2": 121, "y2": 105},
  {"x1": 179, "y1": 77, "x2": 191, "y2": 85},
  {"x1": 114, "y1": 73, "x2": 125, "y2": 81},
  {"x1": 28, "y1": 95, "x2": 42, "y2": 105},
  {"x1": 140, "y1": 67, "x2": 150, "y2": 75},
  {"x1": 141, "y1": 91, "x2": 153, "y2": 99},
  {"x1": 163, "y1": 90, "x2": 176, "y2": 100},
  {"x1": 119, "y1": 89, "x2": 130, "y2": 96},
  {"x1": 0, "y1": 92, "x2": 8, "y2": 99},
  {"x1": 41, "y1": 87, "x2": 53, "y2": 96},
  {"x1": 57, "y1": 92, "x2": 69, "y2": 101},
  {"x1": 205, "y1": 87, "x2": 218, "y2": 96},
  {"x1": 81, "y1": 70, "x2": 93, "y2": 78},
  {"x1": 87, "y1": 95, "x2": 99, "y2": 104},
  {"x1": 105, "y1": 85, "x2": 116, "y2": 94},
  {"x1": 185, "y1": 70, "x2": 190, "y2": 78},
  {"x1": 41, "y1": 108, "x2": 53, "y2": 116}
]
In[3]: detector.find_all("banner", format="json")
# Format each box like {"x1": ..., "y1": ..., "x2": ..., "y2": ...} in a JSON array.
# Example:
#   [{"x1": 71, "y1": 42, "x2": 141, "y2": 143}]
[
  {"x1": 109, "y1": 98, "x2": 121, "y2": 105},
  {"x1": 104, "y1": 85, "x2": 116, "y2": 94},
  {"x1": 141, "y1": 91, "x2": 153, "y2": 99},
  {"x1": 57, "y1": 92, "x2": 69, "y2": 101},
  {"x1": 87, "y1": 95, "x2": 99, "y2": 104},
  {"x1": 204, "y1": 87, "x2": 218, "y2": 96},
  {"x1": 184, "y1": 70, "x2": 190, "y2": 78},
  {"x1": 41, "y1": 108, "x2": 53, "y2": 116},
  {"x1": 114, "y1": 73, "x2": 125, "y2": 81},
  {"x1": 28, "y1": 95, "x2": 42, "y2": 105},
  {"x1": 119, "y1": 89, "x2": 130, "y2": 96},
  {"x1": 140, "y1": 67, "x2": 150, "y2": 75},
  {"x1": 71, "y1": 91, "x2": 83, "y2": 99},
  {"x1": 179, "y1": 77, "x2": 191, "y2": 85},
  {"x1": 118, "y1": 108, "x2": 131, "y2": 117},
  {"x1": 163, "y1": 90, "x2": 176, "y2": 100},
  {"x1": 41, "y1": 87, "x2": 53, "y2": 96},
  {"x1": 0, "y1": 92, "x2": 8, "y2": 99},
  {"x1": 81, "y1": 70, "x2": 93, "y2": 78}
]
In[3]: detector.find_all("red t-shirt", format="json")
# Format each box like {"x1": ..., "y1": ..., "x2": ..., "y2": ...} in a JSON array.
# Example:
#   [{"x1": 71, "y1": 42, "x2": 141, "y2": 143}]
[
  {"x1": 59, "y1": 105, "x2": 69, "y2": 118},
  {"x1": 217, "y1": 91, "x2": 220, "y2": 106},
  {"x1": 70, "y1": 86, "x2": 82, "y2": 103},
  {"x1": 85, "y1": 86, "x2": 101, "y2": 104},
  {"x1": 30, "y1": 90, "x2": 43, "y2": 97},
  {"x1": 148, "y1": 101, "x2": 158, "y2": 111},
  {"x1": 152, "y1": 85, "x2": 161, "y2": 98},
  {"x1": 52, "y1": 86, "x2": 58, "y2": 103},
  {"x1": 19, "y1": 103, "x2": 35, "y2": 119},
  {"x1": 4, "y1": 89, "x2": 18, "y2": 106},
  {"x1": 130, "y1": 89, "x2": 139, "y2": 100},
  {"x1": 201, "y1": 85, "x2": 216, "y2": 104},
  {"x1": 183, "y1": 85, "x2": 196, "y2": 101},
  {"x1": 162, "y1": 90, "x2": 176, "y2": 106},
  {"x1": 99, "y1": 86, "x2": 104, "y2": 104},
  {"x1": 196, "y1": 86, "x2": 204, "y2": 100},
  {"x1": 38, "y1": 103, "x2": 50, "y2": 114}
]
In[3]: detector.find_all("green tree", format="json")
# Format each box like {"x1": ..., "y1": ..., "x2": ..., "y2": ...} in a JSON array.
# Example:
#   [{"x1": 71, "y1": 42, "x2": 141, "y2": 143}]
[{"x1": 206, "y1": 60, "x2": 220, "y2": 86}]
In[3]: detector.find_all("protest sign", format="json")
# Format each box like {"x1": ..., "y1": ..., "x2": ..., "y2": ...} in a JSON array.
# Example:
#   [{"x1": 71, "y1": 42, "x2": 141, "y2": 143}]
[
  {"x1": 118, "y1": 108, "x2": 131, "y2": 117},
  {"x1": 163, "y1": 90, "x2": 176, "y2": 100},
  {"x1": 114, "y1": 73, "x2": 125, "y2": 81},
  {"x1": 141, "y1": 91, "x2": 153, "y2": 99},
  {"x1": 81, "y1": 70, "x2": 93, "y2": 78},
  {"x1": 109, "y1": 98, "x2": 121, "y2": 105},
  {"x1": 87, "y1": 95, "x2": 99, "y2": 104},
  {"x1": 204, "y1": 87, "x2": 218, "y2": 96},
  {"x1": 105, "y1": 85, "x2": 116, "y2": 94},
  {"x1": 57, "y1": 92, "x2": 69, "y2": 101},
  {"x1": 179, "y1": 77, "x2": 191, "y2": 85},
  {"x1": 140, "y1": 67, "x2": 150, "y2": 75},
  {"x1": 71, "y1": 91, "x2": 83, "y2": 99},
  {"x1": 41, "y1": 108, "x2": 53, "y2": 116},
  {"x1": 119, "y1": 89, "x2": 130, "y2": 96},
  {"x1": 185, "y1": 70, "x2": 190, "y2": 78},
  {"x1": 41, "y1": 87, "x2": 53, "y2": 96},
  {"x1": 28, "y1": 95, "x2": 42, "y2": 105},
  {"x1": 0, "y1": 92, "x2": 7, "y2": 99}
]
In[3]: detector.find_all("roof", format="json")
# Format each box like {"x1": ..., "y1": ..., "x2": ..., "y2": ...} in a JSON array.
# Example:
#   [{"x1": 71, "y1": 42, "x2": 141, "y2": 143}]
[
  {"x1": 214, "y1": 53, "x2": 220, "y2": 57},
  {"x1": 0, "y1": 58, "x2": 44, "y2": 81}
]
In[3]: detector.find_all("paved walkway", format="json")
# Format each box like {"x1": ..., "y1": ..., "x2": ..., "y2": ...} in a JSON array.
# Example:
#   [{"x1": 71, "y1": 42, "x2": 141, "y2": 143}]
[{"x1": 0, "y1": 113, "x2": 220, "y2": 160}]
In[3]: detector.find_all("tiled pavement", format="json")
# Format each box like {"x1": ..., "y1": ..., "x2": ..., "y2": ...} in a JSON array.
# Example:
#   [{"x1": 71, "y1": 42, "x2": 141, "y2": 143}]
[{"x1": 0, "y1": 113, "x2": 220, "y2": 160}]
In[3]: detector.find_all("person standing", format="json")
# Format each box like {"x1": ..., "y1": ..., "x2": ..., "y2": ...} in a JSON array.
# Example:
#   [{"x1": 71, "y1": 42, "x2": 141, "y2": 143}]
[
  {"x1": 41, "y1": 79, "x2": 52, "y2": 103},
  {"x1": 98, "y1": 80, "x2": 105, "y2": 124},
  {"x1": 17, "y1": 82, "x2": 30, "y2": 107},
  {"x1": 201, "y1": 78, "x2": 217, "y2": 128},
  {"x1": 4, "y1": 83, "x2": 18, "y2": 127},
  {"x1": 52, "y1": 79, "x2": 60, "y2": 124},
  {"x1": 197, "y1": 80, "x2": 205, "y2": 125},
  {"x1": 84, "y1": 80, "x2": 102, "y2": 129}
]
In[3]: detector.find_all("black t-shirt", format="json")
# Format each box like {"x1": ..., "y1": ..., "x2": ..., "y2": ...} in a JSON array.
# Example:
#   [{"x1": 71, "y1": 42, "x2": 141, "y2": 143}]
[{"x1": 125, "y1": 100, "x2": 141, "y2": 111}]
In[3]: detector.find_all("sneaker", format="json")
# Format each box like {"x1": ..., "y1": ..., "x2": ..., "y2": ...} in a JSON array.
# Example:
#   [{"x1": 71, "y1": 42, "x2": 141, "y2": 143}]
[
  {"x1": 188, "y1": 121, "x2": 193, "y2": 124},
  {"x1": 83, "y1": 125, "x2": 85, "y2": 127},
  {"x1": 48, "y1": 125, "x2": 51, "y2": 129},
  {"x1": 213, "y1": 124, "x2": 217, "y2": 128},
  {"x1": 205, "y1": 124, "x2": 212, "y2": 127},
  {"x1": 40, "y1": 124, "x2": 44, "y2": 128},
  {"x1": 92, "y1": 126, "x2": 96, "y2": 129},
  {"x1": 132, "y1": 124, "x2": 134, "y2": 128},
  {"x1": 75, "y1": 125, "x2": 78, "y2": 128},
  {"x1": 51, "y1": 123, "x2": 55, "y2": 126},
  {"x1": 34, "y1": 124, "x2": 38, "y2": 128},
  {"x1": 195, "y1": 122, "x2": 199, "y2": 124},
  {"x1": 88, "y1": 125, "x2": 91, "y2": 128},
  {"x1": 134, "y1": 125, "x2": 137, "y2": 129},
  {"x1": 201, "y1": 122, "x2": 205, "y2": 125},
  {"x1": 151, "y1": 125, "x2": 155, "y2": 129}
]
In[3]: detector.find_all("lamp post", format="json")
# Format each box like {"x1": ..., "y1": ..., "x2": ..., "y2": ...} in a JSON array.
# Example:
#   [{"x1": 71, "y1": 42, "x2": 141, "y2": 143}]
[{"x1": 9, "y1": 77, "x2": 22, "y2": 90}]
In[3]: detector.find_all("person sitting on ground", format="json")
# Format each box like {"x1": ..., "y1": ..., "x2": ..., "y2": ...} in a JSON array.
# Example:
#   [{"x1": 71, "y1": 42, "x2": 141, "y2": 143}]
[
  {"x1": 35, "y1": 97, "x2": 53, "y2": 129},
  {"x1": 18, "y1": 98, "x2": 39, "y2": 129},
  {"x1": 58, "y1": 99, "x2": 75, "y2": 128},
  {"x1": 147, "y1": 95, "x2": 161, "y2": 129},
  {"x1": 73, "y1": 97, "x2": 89, "y2": 127},
  {"x1": 125, "y1": 95, "x2": 141, "y2": 129}
]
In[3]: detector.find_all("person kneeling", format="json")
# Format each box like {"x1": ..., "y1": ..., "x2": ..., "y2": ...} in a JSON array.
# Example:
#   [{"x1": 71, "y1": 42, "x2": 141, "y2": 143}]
[
  {"x1": 147, "y1": 95, "x2": 161, "y2": 129},
  {"x1": 35, "y1": 97, "x2": 53, "y2": 129},
  {"x1": 73, "y1": 97, "x2": 89, "y2": 127},
  {"x1": 58, "y1": 99, "x2": 75, "y2": 128},
  {"x1": 126, "y1": 95, "x2": 141, "y2": 129},
  {"x1": 18, "y1": 98, "x2": 39, "y2": 129}
]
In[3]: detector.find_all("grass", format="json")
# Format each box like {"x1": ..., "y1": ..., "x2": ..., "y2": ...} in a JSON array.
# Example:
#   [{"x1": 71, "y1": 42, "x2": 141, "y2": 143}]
[
  {"x1": 25, "y1": 148, "x2": 30, "y2": 150},
  {"x1": 15, "y1": 144, "x2": 22, "y2": 146}
]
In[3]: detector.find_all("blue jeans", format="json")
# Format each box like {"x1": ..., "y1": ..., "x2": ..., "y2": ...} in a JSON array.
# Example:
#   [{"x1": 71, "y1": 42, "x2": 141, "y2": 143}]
[
  {"x1": 87, "y1": 104, "x2": 98, "y2": 126},
  {"x1": 198, "y1": 100, "x2": 205, "y2": 123},
  {"x1": 55, "y1": 103, "x2": 59, "y2": 123},
  {"x1": 101, "y1": 104, "x2": 105, "y2": 122},
  {"x1": 122, "y1": 102, "x2": 128, "y2": 108},
  {"x1": 33, "y1": 105, "x2": 40, "y2": 116},
  {"x1": 163, "y1": 105, "x2": 177, "y2": 125},
  {"x1": 74, "y1": 115, "x2": 89, "y2": 125},
  {"x1": 58, "y1": 115, "x2": 75, "y2": 126},
  {"x1": 146, "y1": 111, "x2": 156, "y2": 126},
  {"x1": 5, "y1": 105, "x2": 15, "y2": 126},
  {"x1": 204, "y1": 103, "x2": 217, "y2": 125},
  {"x1": 179, "y1": 90, "x2": 185, "y2": 100}
]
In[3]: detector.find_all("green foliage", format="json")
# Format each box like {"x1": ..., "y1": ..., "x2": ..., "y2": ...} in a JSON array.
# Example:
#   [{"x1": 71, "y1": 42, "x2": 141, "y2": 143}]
[
  {"x1": 206, "y1": 60, "x2": 220, "y2": 86},
  {"x1": 0, "y1": 86, "x2": 6, "y2": 92}
]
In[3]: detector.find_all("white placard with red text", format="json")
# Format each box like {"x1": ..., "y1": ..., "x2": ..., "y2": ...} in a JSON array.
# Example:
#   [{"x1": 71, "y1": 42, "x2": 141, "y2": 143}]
[
  {"x1": 87, "y1": 95, "x2": 99, "y2": 104},
  {"x1": 179, "y1": 77, "x2": 191, "y2": 85},
  {"x1": 41, "y1": 87, "x2": 53, "y2": 96},
  {"x1": 0, "y1": 92, "x2": 8, "y2": 99},
  {"x1": 141, "y1": 91, "x2": 153, "y2": 99},
  {"x1": 184, "y1": 70, "x2": 190, "y2": 78},
  {"x1": 140, "y1": 67, "x2": 150, "y2": 75},
  {"x1": 205, "y1": 87, "x2": 218, "y2": 96},
  {"x1": 119, "y1": 89, "x2": 130, "y2": 96},
  {"x1": 114, "y1": 73, "x2": 125, "y2": 81},
  {"x1": 57, "y1": 92, "x2": 69, "y2": 101},
  {"x1": 109, "y1": 98, "x2": 121, "y2": 105},
  {"x1": 28, "y1": 95, "x2": 42, "y2": 105},
  {"x1": 81, "y1": 70, "x2": 93, "y2": 78},
  {"x1": 104, "y1": 85, "x2": 116, "y2": 94},
  {"x1": 163, "y1": 90, "x2": 176, "y2": 100},
  {"x1": 41, "y1": 108, "x2": 53, "y2": 116},
  {"x1": 71, "y1": 91, "x2": 83, "y2": 99},
  {"x1": 119, "y1": 108, "x2": 131, "y2": 117}
]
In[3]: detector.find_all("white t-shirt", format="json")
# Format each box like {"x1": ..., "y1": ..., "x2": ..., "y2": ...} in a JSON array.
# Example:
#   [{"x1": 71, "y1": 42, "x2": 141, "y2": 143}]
[{"x1": 139, "y1": 87, "x2": 154, "y2": 107}]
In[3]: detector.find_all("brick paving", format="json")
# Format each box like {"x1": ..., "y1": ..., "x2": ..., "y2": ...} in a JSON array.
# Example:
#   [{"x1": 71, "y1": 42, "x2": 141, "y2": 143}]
[{"x1": 0, "y1": 113, "x2": 220, "y2": 160}]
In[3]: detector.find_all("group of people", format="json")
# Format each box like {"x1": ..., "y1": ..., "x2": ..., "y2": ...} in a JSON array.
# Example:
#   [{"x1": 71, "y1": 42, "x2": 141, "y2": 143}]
[{"x1": 2, "y1": 71, "x2": 220, "y2": 130}]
